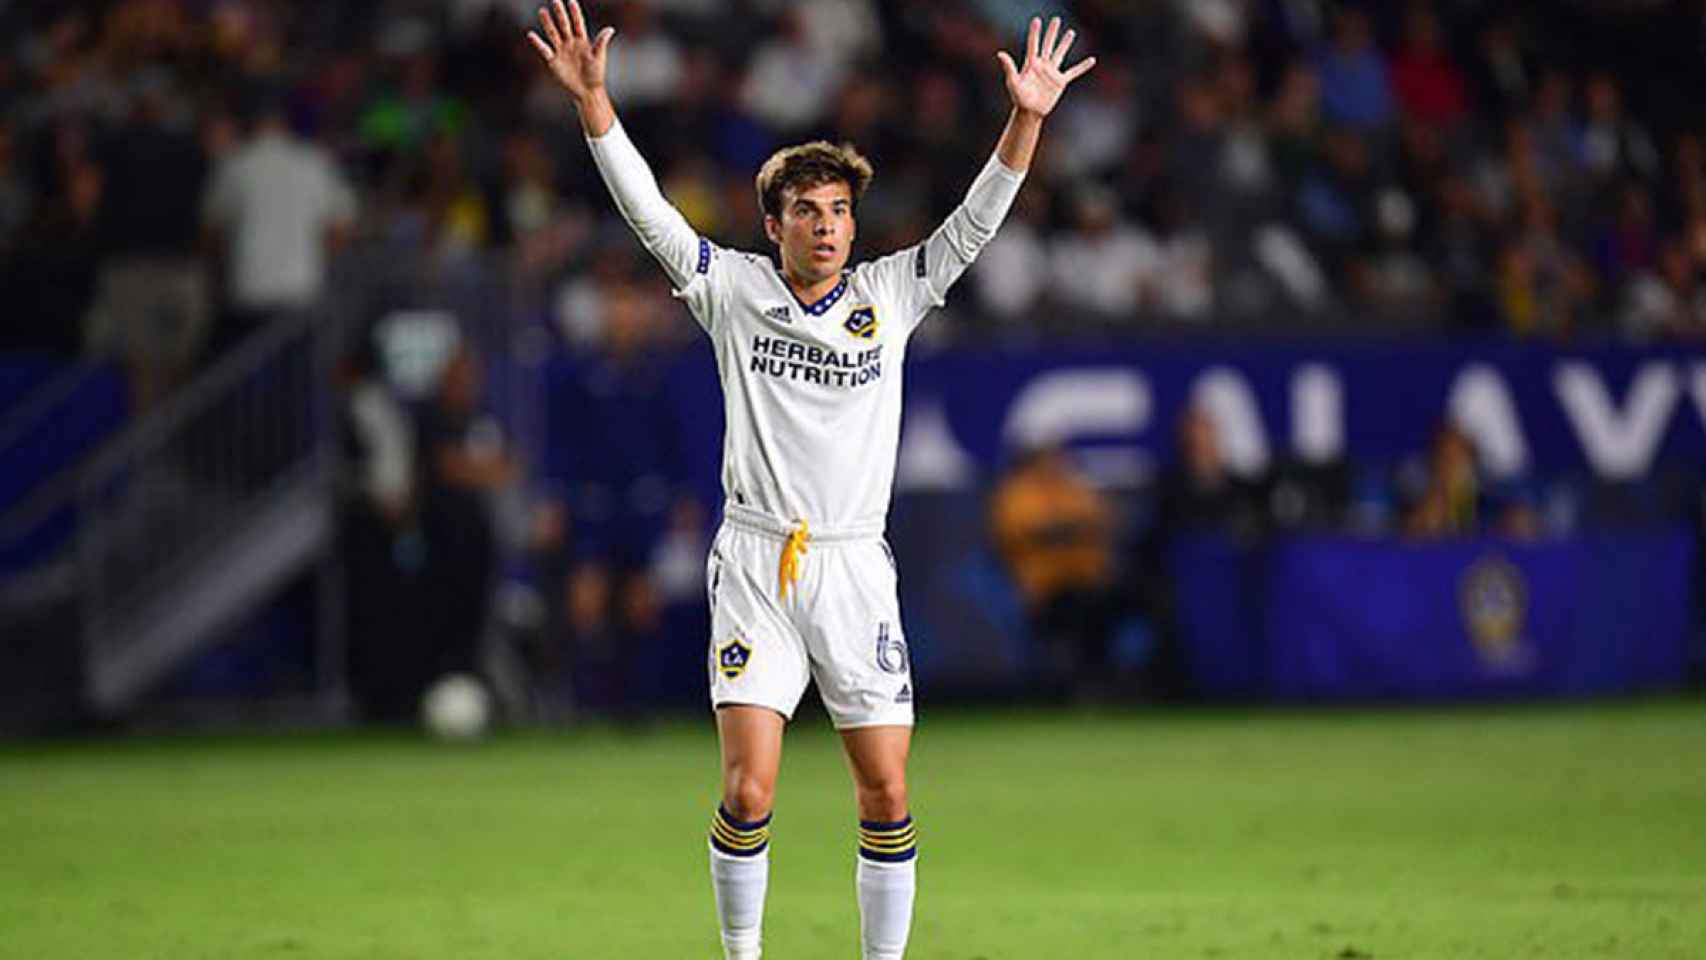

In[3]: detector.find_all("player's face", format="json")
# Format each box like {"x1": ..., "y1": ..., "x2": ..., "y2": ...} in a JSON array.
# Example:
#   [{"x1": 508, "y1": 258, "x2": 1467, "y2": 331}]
[{"x1": 767, "y1": 181, "x2": 855, "y2": 284}]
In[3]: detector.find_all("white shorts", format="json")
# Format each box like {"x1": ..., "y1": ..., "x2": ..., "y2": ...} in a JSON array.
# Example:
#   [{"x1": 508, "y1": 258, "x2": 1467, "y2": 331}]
[{"x1": 705, "y1": 508, "x2": 915, "y2": 729}]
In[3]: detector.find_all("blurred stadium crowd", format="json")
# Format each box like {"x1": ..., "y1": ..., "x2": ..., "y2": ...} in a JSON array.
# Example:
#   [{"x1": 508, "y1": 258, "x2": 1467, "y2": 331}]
[
  {"x1": 2, "y1": 0, "x2": 1705, "y2": 720},
  {"x1": 3, "y1": 0, "x2": 1706, "y2": 359}
]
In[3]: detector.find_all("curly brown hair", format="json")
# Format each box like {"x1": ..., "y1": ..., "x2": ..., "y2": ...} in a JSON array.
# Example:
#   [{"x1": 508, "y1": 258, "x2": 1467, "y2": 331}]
[{"x1": 754, "y1": 141, "x2": 875, "y2": 220}]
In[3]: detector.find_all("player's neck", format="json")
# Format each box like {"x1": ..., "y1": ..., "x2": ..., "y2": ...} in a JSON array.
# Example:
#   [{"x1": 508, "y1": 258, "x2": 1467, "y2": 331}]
[{"x1": 782, "y1": 267, "x2": 843, "y2": 306}]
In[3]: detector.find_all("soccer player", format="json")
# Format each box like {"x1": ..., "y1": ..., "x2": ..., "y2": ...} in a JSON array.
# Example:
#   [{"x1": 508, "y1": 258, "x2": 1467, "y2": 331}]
[{"x1": 527, "y1": 3, "x2": 1095, "y2": 956}]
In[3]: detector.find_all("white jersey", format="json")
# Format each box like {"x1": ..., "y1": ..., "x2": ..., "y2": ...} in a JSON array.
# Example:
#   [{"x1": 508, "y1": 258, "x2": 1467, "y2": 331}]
[{"x1": 588, "y1": 120, "x2": 1023, "y2": 535}]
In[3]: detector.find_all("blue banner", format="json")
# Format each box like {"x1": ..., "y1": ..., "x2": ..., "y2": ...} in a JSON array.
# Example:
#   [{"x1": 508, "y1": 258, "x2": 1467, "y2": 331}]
[
  {"x1": 1171, "y1": 531, "x2": 1694, "y2": 701},
  {"x1": 637, "y1": 337, "x2": 1706, "y2": 508},
  {"x1": 657, "y1": 337, "x2": 1706, "y2": 505},
  {"x1": 893, "y1": 339, "x2": 1706, "y2": 488}
]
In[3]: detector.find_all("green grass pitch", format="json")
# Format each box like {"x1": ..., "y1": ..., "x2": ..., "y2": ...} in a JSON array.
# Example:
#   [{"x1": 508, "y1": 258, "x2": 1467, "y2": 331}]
[{"x1": 3, "y1": 700, "x2": 1703, "y2": 958}]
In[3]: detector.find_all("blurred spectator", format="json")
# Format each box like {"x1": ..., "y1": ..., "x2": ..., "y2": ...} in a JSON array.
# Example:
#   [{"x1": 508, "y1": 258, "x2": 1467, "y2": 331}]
[
  {"x1": 504, "y1": 129, "x2": 592, "y2": 276},
  {"x1": 988, "y1": 445, "x2": 1122, "y2": 692},
  {"x1": 1403, "y1": 422, "x2": 1479, "y2": 539},
  {"x1": 359, "y1": 52, "x2": 468, "y2": 158},
  {"x1": 1166, "y1": 73, "x2": 1226, "y2": 222},
  {"x1": 5, "y1": 127, "x2": 102, "y2": 356},
  {"x1": 1402, "y1": 421, "x2": 1541, "y2": 540},
  {"x1": 1468, "y1": 15, "x2": 1535, "y2": 122},
  {"x1": 1316, "y1": 7, "x2": 1393, "y2": 132},
  {"x1": 1590, "y1": 181, "x2": 1658, "y2": 290},
  {"x1": 795, "y1": 0, "x2": 883, "y2": 69},
  {"x1": 417, "y1": 131, "x2": 490, "y2": 259},
  {"x1": 1389, "y1": 6, "x2": 1466, "y2": 130},
  {"x1": 990, "y1": 445, "x2": 1112, "y2": 609},
  {"x1": 741, "y1": 9, "x2": 845, "y2": 133},
  {"x1": 1621, "y1": 240, "x2": 1706, "y2": 340},
  {"x1": 542, "y1": 280, "x2": 699, "y2": 711},
  {"x1": 1172, "y1": 0, "x2": 1247, "y2": 50},
  {"x1": 84, "y1": 68, "x2": 210, "y2": 410},
  {"x1": 1527, "y1": 73, "x2": 1580, "y2": 200},
  {"x1": 1577, "y1": 73, "x2": 1659, "y2": 189},
  {"x1": 343, "y1": 342, "x2": 416, "y2": 524},
  {"x1": 1266, "y1": 59, "x2": 1321, "y2": 188},
  {"x1": 1153, "y1": 406, "x2": 1265, "y2": 541},
  {"x1": 416, "y1": 344, "x2": 515, "y2": 692},
  {"x1": 1496, "y1": 193, "x2": 1595, "y2": 338},
  {"x1": 1148, "y1": 188, "x2": 1216, "y2": 321},
  {"x1": 337, "y1": 340, "x2": 421, "y2": 721},
  {"x1": 202, "y1": 86, "x2": 356, "y2": 348},
  {"x1": 1296, "y1": 127, "x2": 1376, "y2": 278},
  {"x1": 1048, "y1": 185, "x2": 1158, "y2": 321},
  {"x1": 1212, "y1": 53, "x2": 1277, "y2": 206},
  {"x1": 1425, "y1": 174, "x2": 1497, "y2": 329},
  {"x1": 1051, "y1": 62, "x2": 1139, "y2": 181},
  {"x1": 603, "y1": 1, "x2": 684, "y2": 110},
  {"x1": 1353, "y1": 184, "x2": 1437, "y2": 322},
  {"x1": 1666, "y1": 134, "x2": 1706, "y2": 225}
]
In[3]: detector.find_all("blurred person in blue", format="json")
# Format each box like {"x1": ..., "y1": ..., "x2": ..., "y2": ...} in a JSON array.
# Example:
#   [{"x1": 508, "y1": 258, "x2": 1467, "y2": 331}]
[
  {"x1": 1315, "y1": 5, "x2": 1392, "y2": 132},
  {"x1": 541, "y1": 276, "x2": 701, "y2": 714}
]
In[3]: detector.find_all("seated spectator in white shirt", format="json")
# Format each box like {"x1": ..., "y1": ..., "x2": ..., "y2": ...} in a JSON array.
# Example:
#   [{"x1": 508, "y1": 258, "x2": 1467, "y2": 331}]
[
  {"x1": 603, "y1": 1, "x2": 684, "y2": 108},
  {"x1": 740, "y1": 10, "x2": 846, "y2": 133},
  {"x1": 1048, "y1": 186, "x2": 1160, "y2": 321}
]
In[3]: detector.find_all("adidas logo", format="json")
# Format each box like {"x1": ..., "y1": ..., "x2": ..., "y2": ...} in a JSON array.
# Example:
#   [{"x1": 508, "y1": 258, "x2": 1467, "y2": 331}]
[
  {"x1": 763, "y1": 305, "x2": 792, "y2": 324},
  {"x1": 894, "y1": 684, "x2": 911, "y2": 704}
]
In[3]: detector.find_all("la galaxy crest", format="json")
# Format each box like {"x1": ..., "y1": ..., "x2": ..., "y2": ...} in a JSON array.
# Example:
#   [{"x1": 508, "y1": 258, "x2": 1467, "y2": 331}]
[
  {"x1": 845, "y1": 304, "x2": 878, "y2": 340},
  {"x1": 1459, "y1": 554, "x2": 1533, "y2": 673},
  {"x1": 716, "y1": 635, "x2": 753, "y2": 680}
]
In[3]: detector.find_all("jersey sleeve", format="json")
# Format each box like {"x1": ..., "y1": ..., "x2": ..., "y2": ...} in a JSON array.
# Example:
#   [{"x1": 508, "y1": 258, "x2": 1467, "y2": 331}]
[
  {"x1": 863, "y1": 152, "x2": 1026, "y2": 332},
  {"x1": 586, "y1": 119, "x2": 725, "y2": 331}
]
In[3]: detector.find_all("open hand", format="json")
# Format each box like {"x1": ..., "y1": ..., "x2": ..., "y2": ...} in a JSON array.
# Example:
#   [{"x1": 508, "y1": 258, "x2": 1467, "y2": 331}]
[
  {"x1": 997, "y1": 16, "x2": 1096, "y2": 119},
  {"x1": 527, "y1": 0, "x2": 615, "y2": 103}
]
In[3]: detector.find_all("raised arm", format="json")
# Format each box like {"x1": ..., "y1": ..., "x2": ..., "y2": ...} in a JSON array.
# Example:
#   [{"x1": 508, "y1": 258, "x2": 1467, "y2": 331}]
[
  {"x1": 528, "y1": 1, "x2": 704, "y2": 293},
  {"x1": 883, "y1": 16, "x2": 1096, "y2": 321},
  {"x1": 992, "y1": 16, "x2": 1097, "y2": 173}
]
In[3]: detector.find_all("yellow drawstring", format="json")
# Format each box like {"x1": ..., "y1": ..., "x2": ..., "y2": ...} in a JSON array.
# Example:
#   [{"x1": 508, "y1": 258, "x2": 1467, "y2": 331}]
[{"x1": 778, "y1": 519, "x2": 810, "y2": 599}]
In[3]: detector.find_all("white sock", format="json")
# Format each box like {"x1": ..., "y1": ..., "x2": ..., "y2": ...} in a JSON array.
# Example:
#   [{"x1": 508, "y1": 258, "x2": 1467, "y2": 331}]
[
  {"x1": 709, "y1": 807, "x2": 771, "y2": 960},
  {"x1": 857, "y1": 817, "x2": 917, "y2": 960}
]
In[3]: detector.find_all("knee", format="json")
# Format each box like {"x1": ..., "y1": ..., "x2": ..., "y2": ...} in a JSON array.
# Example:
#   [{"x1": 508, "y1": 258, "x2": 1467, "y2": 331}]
[
  {"x1": 722, "y1": 772, "x2": 775, "y2": 822},
  {"x1": 856, "y1": 778, "x2": 909, "y2": 822}
]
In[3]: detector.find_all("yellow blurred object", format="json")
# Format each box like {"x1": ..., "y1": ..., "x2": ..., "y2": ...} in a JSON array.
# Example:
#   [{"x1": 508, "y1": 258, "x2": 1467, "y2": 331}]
[{"x1": 778, "y1": 519, "x2": 810, "y2": 599}]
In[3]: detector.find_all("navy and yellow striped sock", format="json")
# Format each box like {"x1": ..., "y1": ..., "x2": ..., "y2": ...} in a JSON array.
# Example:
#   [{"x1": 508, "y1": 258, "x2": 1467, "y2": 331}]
[
  {"x1": 858, "y1": 815, "x2": 917, "y2": 863},
  {"x1": 709, "y1": 806, "x2": 771, "y2": 858}
]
